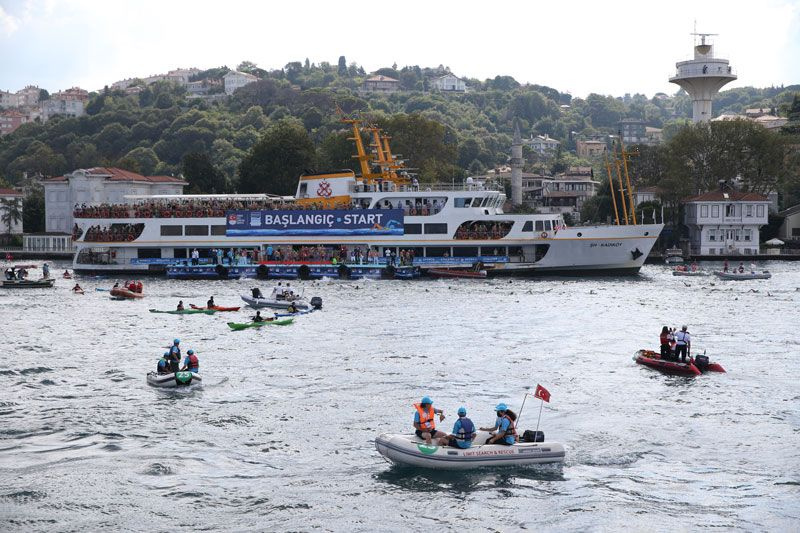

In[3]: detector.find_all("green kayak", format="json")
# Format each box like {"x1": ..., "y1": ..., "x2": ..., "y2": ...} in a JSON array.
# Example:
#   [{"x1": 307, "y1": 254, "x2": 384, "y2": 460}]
[
  {"x1": 149, "y1": 308, "x2": 216, "y2": 315},
  {"x1": 227, "y1": 319, "x2": 294, "y2": 330}
]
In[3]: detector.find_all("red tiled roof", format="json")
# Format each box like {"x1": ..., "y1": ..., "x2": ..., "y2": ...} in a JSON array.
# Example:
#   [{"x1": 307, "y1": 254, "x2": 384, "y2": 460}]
[
  {"x1": 44, "y1": 175, "x2": 67, "y2": 181},
  {"x1": 44, "y1": 168, "x2": 185, "y2": 184},
  {"x1": 0, "y1": 188, "x2": 23, "y2": 196},
  {"x1": 147, "y1": 175, "x2": 187, "y2": 183},
  {"x1": 684, "y1": 191, "x2": 768, "y2": 202}
]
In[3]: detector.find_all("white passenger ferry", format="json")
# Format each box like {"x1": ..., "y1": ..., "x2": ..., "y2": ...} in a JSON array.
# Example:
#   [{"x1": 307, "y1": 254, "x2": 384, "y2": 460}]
[{"x1": 71, "y1": 119, "x2": 663, "y2": 277}]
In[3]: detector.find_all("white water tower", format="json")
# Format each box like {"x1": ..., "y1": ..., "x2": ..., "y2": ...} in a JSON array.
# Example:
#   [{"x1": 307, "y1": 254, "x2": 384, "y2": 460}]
[{"x1": 669, "y1": 33, "x2": 736, "y2": 122}]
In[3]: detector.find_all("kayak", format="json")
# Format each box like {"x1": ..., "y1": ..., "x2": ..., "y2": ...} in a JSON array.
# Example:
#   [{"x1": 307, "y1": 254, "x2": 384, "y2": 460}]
[
  {"x1": 189, "y1": 304, "x2": 241, "y2": 312},
  {"x1": 0, "y1": 279, "x2": 56, "y2": 289},
  {"x1": 275, "y1": 308, "x2": 317, "y2": 317},
  {"x1": 375, "y1": 432, "x2": 566, "y2": 470},
  {"x1": 149, "y1": 308, "x2": 216, "y2": 315},
  {"x1": 227, "y1": 319, "x2": 294, "y2": 330},
  {"x1": 634, "y1": 349, "x2": 725, "y2": 376},
  {"x1": 146, "y1": 371, "x2": 202, "y2": 388},
  {"x1": 110, "y1": 287, "x2": 143, "y2": 299},
  {"x1": 713, "y1": 270, "x2": 771, "y2": 280}
]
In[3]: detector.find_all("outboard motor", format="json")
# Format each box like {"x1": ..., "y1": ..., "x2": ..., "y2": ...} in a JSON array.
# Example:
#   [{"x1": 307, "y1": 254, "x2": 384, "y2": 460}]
[
  {"x1": 694, "y1": 354, "x2": 710, "y2": 372},
  {"x1": 310, "y1": 296, "x2": 323, "y2": 309},
  {"x1": 522, "y1": 430, "x2": 545, "y2": 443}
]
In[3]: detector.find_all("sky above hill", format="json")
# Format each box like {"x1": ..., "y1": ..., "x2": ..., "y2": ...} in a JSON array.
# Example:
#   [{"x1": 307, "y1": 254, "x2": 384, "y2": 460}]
[{"x1": 1, "y1": 0, "x2": 799, "y2": 98}]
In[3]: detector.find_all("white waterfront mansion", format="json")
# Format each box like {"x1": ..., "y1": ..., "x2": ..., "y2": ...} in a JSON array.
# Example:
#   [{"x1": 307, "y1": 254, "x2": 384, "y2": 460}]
[
  {"x1": 683, "y1": 190, "x2": 769, "y2": 255},
  {"x1": 43, "y1": 167, "x2": 186, "y2": 233}
]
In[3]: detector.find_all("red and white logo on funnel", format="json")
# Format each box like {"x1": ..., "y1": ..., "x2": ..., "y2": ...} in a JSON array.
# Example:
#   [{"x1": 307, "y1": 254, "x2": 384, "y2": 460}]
[{"x1": 317, "y1": 179, "x2": 332, "y2": 198}]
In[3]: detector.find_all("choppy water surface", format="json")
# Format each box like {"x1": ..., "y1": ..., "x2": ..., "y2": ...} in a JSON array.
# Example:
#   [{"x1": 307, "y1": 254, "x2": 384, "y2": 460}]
[{"x1": 1, "y1": 262, "x2": 799, "y2": 531}]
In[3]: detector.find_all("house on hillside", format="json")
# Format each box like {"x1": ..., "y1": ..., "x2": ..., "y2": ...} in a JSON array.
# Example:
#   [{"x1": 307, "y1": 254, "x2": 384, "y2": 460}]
[
  {"x1": 40, "y1": 87, "x2": 88, "y2": 123},
  {"x1": 633, "y1": 186, "x2": 660, "y2": 206},
  {"x1": 618, "y1": 118, "x2": 647, "y2": 145},
  {"x1": 223, "y1": 71, "x2": 259, "y2": 95},
  {"x1": 540, "y1": 167, "x2": 600, "y2": 218},
  {"x1": 523, "y1": 134, "x2": 560, "y2": 155},
  {"x1": 361, "y1": 75, "x2": 400, "y2": 93},
  {"x1": 430, "y1": 74, "x2": 466, "y2": 93},
  {"x1": 683, "y1": 190, "x2": 770, "y2": 255},
  {"x1": 43, "y1": 167, "x2": 187, "y2": 234},
  {"x1": 0, "y1": 110, "x2": 29, "y2": 136},
  {"x1": 576, "y1": 139, "x2": 606, "y2": 158}
]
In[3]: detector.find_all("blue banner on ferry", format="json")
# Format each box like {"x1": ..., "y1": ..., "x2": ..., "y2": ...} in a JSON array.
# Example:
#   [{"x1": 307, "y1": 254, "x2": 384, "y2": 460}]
[{"x1": 225, "y1": 209, "x2": 404, "y2": 236}]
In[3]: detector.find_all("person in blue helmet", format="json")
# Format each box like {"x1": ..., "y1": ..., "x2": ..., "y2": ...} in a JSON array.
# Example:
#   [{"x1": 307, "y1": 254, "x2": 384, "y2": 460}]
[
  {"x1": 413, "y1": 396, "x2": 446, "y2": 445},
  {"x1": 438, "y1": 406, "x2": 476, "y2": 448},
  {"x1": 480, "y1": 403, "x2": 518, "y2": 445},
  {"x1": 180, "y1": 349, "x2": 199, "y2": 373},
  {"x1": 168, "y1": 339, "x2": 181, "y2": 372},
  {"x1": 157, "y1": 352, "x2": 171, "y2": 374}
]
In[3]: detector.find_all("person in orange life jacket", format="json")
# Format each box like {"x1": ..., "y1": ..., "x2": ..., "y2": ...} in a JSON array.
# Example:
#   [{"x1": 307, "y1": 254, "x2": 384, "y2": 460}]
[
  {"x1": 181, "y1": 350, "x2": 199, "y2": 373},
  {"x1": 659, "y1": 326, "x2": 671, "y2": 358},
  {"x1": 157, "y1": 352, "x2": 171, "y2": 374},
  {"x1": 438, "y1": 406, "x2": 476, "y2": 448},
  {"x1": 413, "y1": 396, "x2": 446, "y2": 445},
  {"x1": 480, "y1": 403, "x2": 517, "y2": 445},
  {"x1": 168, "y1": 339, "x2": 181, "y2": 372}
]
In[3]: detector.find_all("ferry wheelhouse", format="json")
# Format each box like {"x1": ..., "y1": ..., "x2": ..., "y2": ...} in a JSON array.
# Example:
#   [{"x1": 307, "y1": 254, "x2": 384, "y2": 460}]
[{"x1": 71, "y1": 118, "x2": 663, "y2": 277}]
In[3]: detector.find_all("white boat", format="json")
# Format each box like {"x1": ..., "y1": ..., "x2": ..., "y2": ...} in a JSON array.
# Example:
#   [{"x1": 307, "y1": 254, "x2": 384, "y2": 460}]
[
  {"x1": 146, "y1": 371, "x2": 202, "y2": 388},
  {"x1": 713, "y1": 270, "x2": 771, "y2": 280},
  {"x1": 70, "y1": 118, "x2": 663, "y2": 277},
  {"x1": 664, "y1": 247, "x2": 684, "y2": 264},
  {"x1": 375, "y1": 432, "x2": 565, "y2": 470},
  {"x1": 241, "y1": 294, "x2": 311, "y2": 310}
]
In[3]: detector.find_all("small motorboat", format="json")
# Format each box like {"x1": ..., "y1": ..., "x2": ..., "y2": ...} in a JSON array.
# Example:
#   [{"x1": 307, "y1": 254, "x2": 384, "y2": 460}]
[
  {"x1": 713, "y1": 270, "x2": 771, "y2": 280},
  {"x1": 189, "y1": 304, "x2": 241, "y2": 312},
  {"x1": 375, "y1": 431, "x2": 565, "y2": 470},
  {"x1": 146, "y1": 371, "x2": 202, "y2": 388},
  {"x1": 227, "y1": 319, "x2": 294, "y2": 330},
  {"x1": 110, "y1": 287, "x2": 143, "y2": 299},
  {"x1": 241, "y1": 290, "x2": 322, "y2": 311},
  {"x1": 634, "y1": 349, "x2": 725, "y2": 376},
  {"x1": 427, "y1": 267, "x2": 487, "y2": 279},
  {"x1": 0, "y1": 278, "x2": 56, "y2": 289},
  {"x1": 664, "y1": 247, "x2": 684, "y2": 264},
  {"x1": 149, "y1": 308, "x2": 216, "y2": 315}
]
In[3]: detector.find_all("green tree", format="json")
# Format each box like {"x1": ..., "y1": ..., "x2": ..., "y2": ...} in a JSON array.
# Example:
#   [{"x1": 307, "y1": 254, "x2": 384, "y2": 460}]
[
  {"x1": 120, "y1": 147, "x2": 160, "y2": 175},
  {"x1": 238, "y1": 119, "x2": 316, "y2": 194},
  {"x1": 0, "y1": 197, "x2": 23, "y2": 234},
  {"x1": 22, "y1": 186, "x2": 45, "y2": 233},
  {"x1": 337, "y1": 56, "x2": 347, "y2": 77},
  {"x1": 182, "y1": 152, "x2": 228, "y2": 193},
  {"x1": 378, "y1": 113, "x2": 457, "y2": 181},
  {"x1": 318, "y1": 130, "x2": 357, "y2": 172}
]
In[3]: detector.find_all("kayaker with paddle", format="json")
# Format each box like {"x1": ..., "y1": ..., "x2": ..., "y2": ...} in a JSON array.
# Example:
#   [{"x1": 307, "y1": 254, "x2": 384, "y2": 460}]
[
  {"x1": 72, "y1": 283, "x2": 83, "y2": 293},
  {"x1": 437, "y1": 406, "x2": 476, "y2": 449},
  {"x1": 207, "y1": 296, "x2": 215, "y2": 309},
  {"x1": 176, "y1": 301, "x2": 185, "y2": 311},
  {"x1": 674, "y1": 325, "x2": 691, "y2": 363},
  {"x1": 480, "y1": 403, "x2": 518, "y2": 445},
  {"x1": 253, "y1": 311, "x2": 265, "y2": 323},
  {"x1": 413, "y1": 396, "x2": 446, "y2": 445},
  {"x1": 287, "y1": 302, "x2": 299, "y2": 314}
]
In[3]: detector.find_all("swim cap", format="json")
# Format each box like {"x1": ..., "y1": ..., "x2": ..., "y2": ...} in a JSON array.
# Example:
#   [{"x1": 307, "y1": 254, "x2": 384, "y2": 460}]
[
  {"x1": 421, "y1": 396, "x2": 433, "y2": 405},
  {"x1": 457, "y1": 407, "x2": 467, "y2": 416},
  {"x1": 173, "y1": 339, "x2": 180, "y2": 344},
  {"x1": 187, "y1": 349, "x2": 194, "y2": 355}
]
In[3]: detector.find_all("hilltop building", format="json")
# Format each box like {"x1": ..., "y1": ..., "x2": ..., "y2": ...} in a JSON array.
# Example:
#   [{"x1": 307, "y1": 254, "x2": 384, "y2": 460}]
[
  {"x1": 0, "y1": 110, "x2": 29, "y2": 136},
  {"x1": 540, "y1": 167, "x2": 600, "y2": 218},
  {"x1": 361, "y1": 75, "x2": 400, "y2": 93},
  {"x1": 576, "y1": 139, "x2": 606, "y2": 158},
  {"x1": 40, "y1": 87, "x2": 88, "y2": 123},
  {"x1": 223, "y1": 71, "x2": 258, "y2": 95},
  {"x1": 523, "y1": 134, "x2": 560, "y2": 155},
  {"x1": 430, "y1": 74, "x2": 466, "y2": 93},
  {"x1": 43, "y1": 167, "x2": 186, "y2": 233},
  {"x1": 683, "y1": 189, "x2": 769, "y2": 255}
]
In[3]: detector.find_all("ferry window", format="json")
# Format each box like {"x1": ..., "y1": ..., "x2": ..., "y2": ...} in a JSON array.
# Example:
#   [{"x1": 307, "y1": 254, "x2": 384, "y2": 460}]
[
  {"x1": 210, "y1": 225, "x2": 227, "y2": 235},
  {"x1": 701, "y1": 205, "x2": 708, "y2": 217},
  {"x1": 424, "y1": 223, "x2": 448, "y2": 234},
  {"x1": 173, "y1": 248, "x2": 188, "y2": 259},
  {"x1": 481, "y1": 197, "x2": 490, "y2": 207},
  {"x1": 454, "y1": 198, "x2": 471, "y2": 208},
  {"x1": 453, "y1": 247, "x2": 479, "y2": 257},
  {"x1": 137, "y1": 248, "x2": 162, "y2": 259},
  {"x1": 298, "y1": 183, "x2": 308, "y2": 197},
  {"x1": 404, "y1": 223, "x2": 422, "y2": 234},
  {"x1": 425, "y1": 247, "x2": 451, "y2": 257},
  {"x1": 161, "y1": 225, "x2": 182, "y2": 236},
  {"x1": 711, "y1": 205, "x2": 719, "y2": 217},
  {"x1": 535, "y1": 220, "x2": 544, "y2": 231},
  {"x1": 544, "y1": 220, "x2": 552, "y2": 231},
  {"x1": 185, "y1": 225, "x2": 209, "y2": 236},
  {"x1": 522, "y1": 221, "x2": 533, "y2": 232}
]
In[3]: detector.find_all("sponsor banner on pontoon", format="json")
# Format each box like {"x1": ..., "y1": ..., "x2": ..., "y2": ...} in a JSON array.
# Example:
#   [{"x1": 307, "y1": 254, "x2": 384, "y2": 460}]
[{"x1": 225, "y1": 209, "x2": 404, "y2": 236}]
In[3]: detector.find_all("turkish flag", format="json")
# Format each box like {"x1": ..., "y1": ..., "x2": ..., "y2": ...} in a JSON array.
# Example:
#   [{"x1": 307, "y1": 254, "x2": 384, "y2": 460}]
[{"x1": 534, "y1": 384, "x2": 551, "y2": 403}]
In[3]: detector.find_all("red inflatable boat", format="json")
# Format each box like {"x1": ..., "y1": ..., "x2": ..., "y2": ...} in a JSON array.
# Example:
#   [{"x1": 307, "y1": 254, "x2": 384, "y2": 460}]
[{"x1": 634, "y1": 349, "x2": 725, "y2": 376}]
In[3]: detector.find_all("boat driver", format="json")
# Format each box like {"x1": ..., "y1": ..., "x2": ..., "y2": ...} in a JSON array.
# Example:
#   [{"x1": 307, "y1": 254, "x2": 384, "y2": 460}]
[
  {"x1": 674, "y1": 325, "x2": 691, "y2": 363},
  {"x1": 413, "y1": 396, "x2": 446, "y2": 445},
  {"x1": 480, "y1": 403, "x2": 518, "y2": 445}
]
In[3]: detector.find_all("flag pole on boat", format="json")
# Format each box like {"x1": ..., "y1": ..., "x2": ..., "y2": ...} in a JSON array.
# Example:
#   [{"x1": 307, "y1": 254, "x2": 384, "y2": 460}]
[{"x1": 533, "y1": 384, "x2": 551, "y2": 436}]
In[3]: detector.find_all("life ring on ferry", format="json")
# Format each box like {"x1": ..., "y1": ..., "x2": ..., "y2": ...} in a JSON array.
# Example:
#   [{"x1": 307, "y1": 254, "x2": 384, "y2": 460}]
[
  {"x1": 256, "y1": 264, "x2": 269, "y2": 279},
  {"x1": 127, "y1": 234, "x2": 134, "y2": 241},
  {"x1": 540, "y1": 232, "x2": 548, "y2": 239}
]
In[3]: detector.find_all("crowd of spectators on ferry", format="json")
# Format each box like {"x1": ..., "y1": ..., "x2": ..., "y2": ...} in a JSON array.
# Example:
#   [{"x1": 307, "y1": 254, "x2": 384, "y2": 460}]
[
  {"x1": 83, "y1": 223, "x2": 144, "y2": 242},
  {"x1": 72, "y1": 196, "x2": 446, "y2": 219},
  {"x1": 455, "y1": 222, "x2": 512, "y2": 240},
  {"x1": 184, "y1": 244, "x2": 417, "y2": 267}
]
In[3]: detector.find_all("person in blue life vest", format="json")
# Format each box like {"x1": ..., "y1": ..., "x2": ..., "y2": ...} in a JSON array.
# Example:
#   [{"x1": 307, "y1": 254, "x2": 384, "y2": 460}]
[
  {"x1": 180, "y1": 349, "x2": 199, "y2": 373},
  {"x1": 168, "y1": 339, "x2": 181, "y2": 372},
  {"x1": 413, "y1": 396, "x2": 446, "y2": 445},
  {"x1": 157, "y1": 352, "x2": 171, "y2": 374},
  {"x1": 438, "y1": 406, "x2": 476, "y2": 448},
  {"x1": 480, "y1": 403, "x2": 518, "y2": 445}
]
